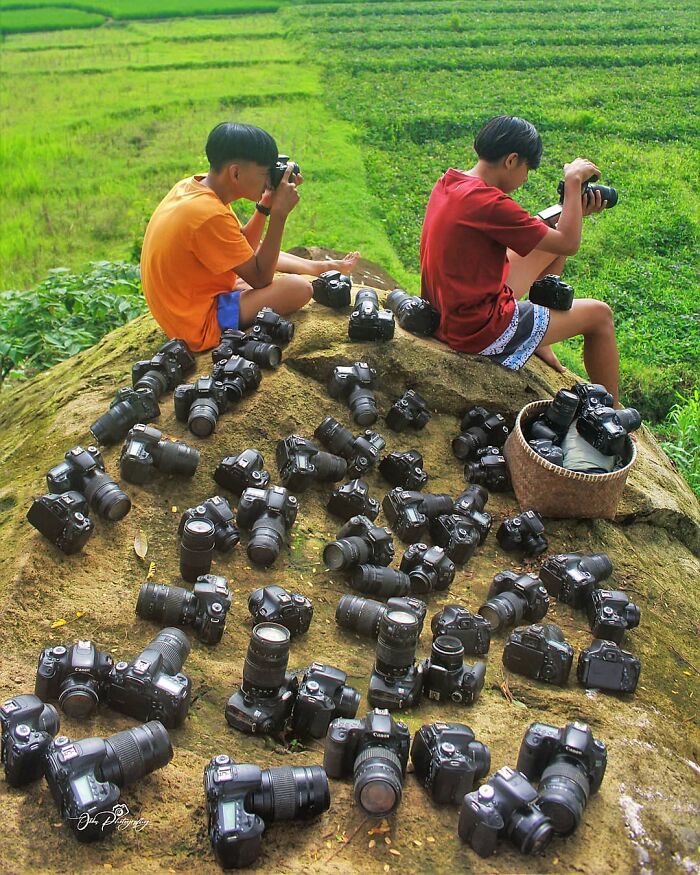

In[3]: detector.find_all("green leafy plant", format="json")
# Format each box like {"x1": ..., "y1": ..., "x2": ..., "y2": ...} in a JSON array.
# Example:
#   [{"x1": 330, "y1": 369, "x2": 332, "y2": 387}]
[
  {"x1": 0, "y1": 261, "x2": 145, "y2": 382},
  {"x1": 660, "y1": 390, "x2": 700, "y2": 499}
]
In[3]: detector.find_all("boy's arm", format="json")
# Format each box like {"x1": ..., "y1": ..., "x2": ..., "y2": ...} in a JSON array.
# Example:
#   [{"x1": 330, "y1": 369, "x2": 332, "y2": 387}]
[
  {"x1": 240, "y1": 189, "x2": 274, "y2": 251},
  {"x1": 535, "y1": 158, "x2": 604, "y2": 256}
]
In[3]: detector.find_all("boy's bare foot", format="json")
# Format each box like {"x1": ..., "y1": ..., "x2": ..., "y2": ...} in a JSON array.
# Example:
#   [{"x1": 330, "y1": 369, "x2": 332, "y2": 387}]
[
  {"x1": 324, "y1": 251, "x2": 361, "y2": 275},
  {"x1": 534, "y1": 345, "x2": 566, "y2": 373}
]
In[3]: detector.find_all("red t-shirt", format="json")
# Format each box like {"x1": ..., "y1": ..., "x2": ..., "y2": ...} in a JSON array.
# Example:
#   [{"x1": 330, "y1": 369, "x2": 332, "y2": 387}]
[{"x1": 420, "y1": 169, "x2": 549, "y2": 353}]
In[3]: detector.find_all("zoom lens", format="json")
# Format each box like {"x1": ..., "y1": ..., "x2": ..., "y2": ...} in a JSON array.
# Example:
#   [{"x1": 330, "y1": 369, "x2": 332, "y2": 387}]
[
  {"x1": 545, "y1": 390, "x2": 579, "y2": 434},
  {"x1": 101, "y1": 720, "x2": 173, "y2": 786},
  {"x1": 336, "y1": 595, "x2": 386, "y2": 637},
  {"x1": 136, "y1": 582, "x2": 191, "y2": 626},
  {"x1": 350, "y1": 565, "x2": 411, "y2": 597},
  {"x1": 135, "y1": 369, "x2": 169, "y2": 399},
  {"x1": 323, "y1": 536, "x2": 372, "y2": 571},
  {"x1": 188, "y1": 397, "x2": 219, "y2": 437},
  {"x1": 478, "y1": 591, "x2": 525, "y2": 631},
  {"x1": 580, "y1": 553, "x2": 613, "y2": 582},
  {"x1": 242, "y1": 623, "x2": 291, "y2": 694},
  {"x1": 452, "y1": 432, "x2": 481, "y2": 460},
  {"x1": 538, "y1": 760, "x2": 591, "y2": 835},
  {"x1": 314, "y1": 417, "x2": 354, "y2": 456},
  {"x1": 248, "y1": 513, "x2": 286, "y2": 567},
  {"x1": 348, "y1": 385, "x2": 378, "y2": 426},
  {"x1": 311, "y1": 451, "x2": 347, "y2": 482},
  {"x1": 158, "y1": 440, "x2": 200, "y2": 476},
  {"x1": 353, "y1": 746, "x2": 404, "y2": 817},
  {"x1": 140, "y1": 628, "x2": 191, "y2": 676},
  {"x1": 89, "y1": 403, "x2": 133, "y2": 445},
  {"x1": 252, "y1": 764, "x2": 330, "y2": 821},
  {"x1": 83, "y1": 470, "x2": 131, "y2": 521},
  {"x1": 507, "y1": 803, "x2": 554, "y2": 855},
  {"x1": 375, "y1": 610, "x2": 421, "y2": 676},
  {"x1": 180, "y1": 518, "x2": 216, "y2": 582}
]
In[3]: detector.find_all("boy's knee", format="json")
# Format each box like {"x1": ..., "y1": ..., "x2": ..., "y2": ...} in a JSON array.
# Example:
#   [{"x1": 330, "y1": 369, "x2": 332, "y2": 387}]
[
  {"x1": 594, "y1": 300, "x2": 614, "y2": 329},
  {"x1": 289, "y1": 275, "x2": 313, "y2": 308}
]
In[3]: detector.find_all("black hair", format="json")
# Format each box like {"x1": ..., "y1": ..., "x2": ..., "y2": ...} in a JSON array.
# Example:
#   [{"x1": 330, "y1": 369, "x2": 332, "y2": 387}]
[
  {"x1": 205, "y1": 122, "x2": 278, "y2": 172},
  {"x1": 473, "y1": 115, "x2": 543, "y2": 169}
]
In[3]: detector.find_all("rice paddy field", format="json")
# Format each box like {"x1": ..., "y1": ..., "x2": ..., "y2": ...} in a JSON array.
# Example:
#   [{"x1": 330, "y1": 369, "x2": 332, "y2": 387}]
[{"x1": 0, "y1": 0, "x2": 698, "y2": 418}]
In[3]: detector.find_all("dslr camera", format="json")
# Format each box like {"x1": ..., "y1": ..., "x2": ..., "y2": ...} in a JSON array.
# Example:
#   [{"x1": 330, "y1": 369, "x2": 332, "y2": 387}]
[
  {"x1": 587, "y1": 589, "x2": 641, "y2": 643},
  {"x1": 45, "y1": 721, "x2": 172, "y2": 842},
  {"x1": 496, "y1": 510, "x2": 548, "y2": 557},
  {"x1": 385, "y1": 389, "x2": 431, "y2": 432},
  {"x1": 336, "y1": 594, "x2": 426, "y2": 639},
  {"x1": 400, "y1": 543, "x2": 455, "y2": 593},
  {"x1": 386, "y1": 288, "x2": 440, "y2": 336},
  {"x1": 431, "y1": 605, "x2": 491, "y2": 656},
  {"x1": 214, "y1": 448, "x2": 270, "y2": 495},
  {"x1": 251, "y1": 307, "x2": 294, "y2": 345},
  {"x1": 479, "y1": 571, "x2": 549, "y2": 632},
  {"x1": 379, "y1": 449, "x2": 429, "y2": 490},
  {"x1": 131, "y1": 338, "x2": 195, "y2": 399},
  {"x1": 464, "y1": 446, "x2": 511, "y2": 492},
  {"x1": 577, "y1": 639, "x2": 641, "y2": 693},
  {"x1": 248, "y1": 585, "x2": 313, "y2": 637},
  {"x1": 290, "y1": 663, "x2": 360, "y2": 739},
  {"x1": 349, "y1": 565, "x2": 411, "y2": 598},
  {"x1": 312, "y1": 270, "x2": 352, "y2": 308},
  {"x1": 1, "y1": 694, "x2": 60, "y2": 787},
  {"x1": 89, "y1": 386, "x2": 160, "y2": 446},
  {"x1": 211, "y1": 329, "x2": 281, "y2": 369},
  {"x1": 557, "y1": 175, "x2": 618, "y2": 208},
  {"x1": 35, "y1": 640, "x2": 114, "y2": 718},
  {"x1": 348, "y1": 287, "x2": 395, "y2": 341},
  {"x1": 315, "y1": 416, "x2": 385, "y2": 478},
  {"x1": 327, "y1": 478, "x2": 380, "y2": 522},
  {"x1": 276, "y1": 434, "x2": 347, "y2": 491},
  {"x1": 136, "y1": 575, "x2": 232, "y2": 645},
  {"x1": 108, "y1": 628, "x2": 192, "y2": 728},
  {"x1": 528, "y1": 388, "x2": 580, "y2": 441},
  {"x1": 517, "y1": 720, "x2": 607, "y2": 835},
  {"x1": 179, "y1": 496, "x2": 239, "y2": 563},
  {"x1": 576, "y1": 405, "x2": 641, "y2": 456},
  {"x1": 429, "y1": 513, "x2": 481, "y2": 564},
  {"x1": 324, "y1": 709, "x2": 411, "y2": 817},
  {"x1": 502, "y1": 623, "x2": 574, "y2": 686},
  {"x1": 47, "y1": 445, "x2": 131, "y2": 521},
  {"x1": 328, "y1": 362, "x2": 378, "y2": 426},
  {"x1": 453, "y1": 407, "x2": 509, "y2": 460},
  {"x1": 422, "y1": 636, "x2": 486, "y2": 705},
  {"x1": 453, "y1": 484, "x2": 492, "y2": 544},
  {"x1": 382, "y1": 487, "x2": 453, "y2": 542},
  {"x1": 323, "y1": 514, "x2": 394, "y2": 571},
  {"x1": 237, "y1": 485, "x2": 299, "y2": 567},
  {"x1": 270, "y1": 154, "x2": 300, "y2": 188},
  {"x1": 539, "y1": 552, "x2": 613, "y2": 608},
  {"x1": 210, "y1": 355, "x2": 262, "y2": 401},
  {"x1": 411, "y1": 722, "x2": 490, "y2": 804},
  {"x1": 26, "y1": 491, "x2": 94, "y2": 555},
  {"x1": 368, "y1": 608, "x2": 424, "y2": 710},
  {"x1": 174, "y1": 376, "x2": 230, "y2": 437},
  {"x1": 119, "y1": 424, "x2": 199, "y2": 484},
  {"x1": 528, "y1": 274, "x2": 574, "y2": 311},
  {"x1": 204, "y1": 754, "x2": 329, "y2": 869},
  {"x1": 529, "y1": 439, "x2": 564, "y2": 466},
  {"x1": 458, "y1": 766, "x2": 553, "y2": 858}
]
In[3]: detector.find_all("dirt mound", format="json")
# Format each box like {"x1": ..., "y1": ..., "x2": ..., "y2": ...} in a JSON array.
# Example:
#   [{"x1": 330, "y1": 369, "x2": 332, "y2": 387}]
[{"x1": 0, "y1": 291, "x2": 698, "y2": 874}]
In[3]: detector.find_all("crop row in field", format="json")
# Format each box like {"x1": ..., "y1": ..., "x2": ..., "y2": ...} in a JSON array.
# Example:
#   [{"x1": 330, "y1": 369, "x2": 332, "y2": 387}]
[{"x1": 0, "y1": 5, "x2": 104, "y2": 31}]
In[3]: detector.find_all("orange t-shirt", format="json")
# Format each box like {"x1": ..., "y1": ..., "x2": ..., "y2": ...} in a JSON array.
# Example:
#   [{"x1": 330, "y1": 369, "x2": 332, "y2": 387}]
[{"x1": 141, "y1": 175, "x2": 254, "y2": 351}]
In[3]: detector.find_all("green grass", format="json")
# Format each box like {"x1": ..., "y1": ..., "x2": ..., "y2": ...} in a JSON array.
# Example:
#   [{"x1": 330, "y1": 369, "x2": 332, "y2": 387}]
[
  {"x1": 659, "y1": 391, "x2": 700, "y2": 499},
  {"x1": 0, "y1": 6, "x2": 104, "y2": 31}
]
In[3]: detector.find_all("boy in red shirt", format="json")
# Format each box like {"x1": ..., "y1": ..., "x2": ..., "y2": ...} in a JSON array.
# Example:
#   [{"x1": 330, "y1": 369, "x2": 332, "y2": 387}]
[{"x1": 420, "y1": 115, "x2": 620, "y2": 403}]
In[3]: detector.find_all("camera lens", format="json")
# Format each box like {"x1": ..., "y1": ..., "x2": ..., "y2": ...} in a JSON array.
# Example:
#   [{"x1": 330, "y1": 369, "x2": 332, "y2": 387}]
[
  {"x1": 545, "y1": 390, "x2": 579, "y2": 434},
  {"x1": 430, "y1": 635, "x2": 465, "y2": 671},
  {"x1": 101, "y1": 720, "x2": 173, "y2": 786},
  {"x1": 244, "y1": 340, "x2": 282, "y2": 369},
  {"x1": 353, "y1": 746, "x2": 404, "y2": 817},
  {"x1": 579, "y1": 553, "x2": 613, "y2": 582},
  {"x1": 537, "y1": 760, "x2": 590, "y2": 835},
  {"x1": 324, "y1": 536, "x2": 372, "y2": 571},
  {"x1": 188, "y1": 397, "x2": 219, "y2": 437},
  {"x1": 348, "y1": 385, "x2": 378, "y2": 426},
  {"x1": 141, "y1": 627, "x2": 191, "y2": 675},
  {"x1": 82, "y1": 470, "x2": 131, "y2": 521},
  {"x1": 252, "y1": 765, "x2": 330, "y2": 821},
  {"x1": 180, "y1": 518, "x2": 216, "y2": 582},
  {"x1": 242, "y1": 623, "x2": 291, "y2": 694},
  {"x1": 507, "y1": 803, "x2": 554, "y2": 855},
  {"x1": 311, "y1": 451, "x2": 347, "y2": 483},
  {"x1": 135, "y1": 369, "x2": 169, "y2": 399},
  {"x1": 350, "y1": 566, "x2": 411, "y2": 597},
  {"x1": 478, "y1": 591, "x2": 525, "y2": 631},
  {"x1": 375, "y1": 609, "x2": 421, "y2": 675},
  {"x1": 136, "y1": 582, "x2": 190, "y2": 626},
  {"x1": 58, "y1": 676, "x2": 101, "y2": 719},
  {"x1": 158, "y1": 440, "x2": 200, "y2": 477},
  {"x1": 90, "y1": 403, "x2": 132, "y2": 445},
  {"x1": 452, "y1": 432, "x2": 480, "y2": 460},
  {"x1": 336, "y1": 595, "x2": 386, "y2": 637},
  {"x1": 315, "y1": 417, "x2": 354, "y2": 457},
  {"x1": 248, "y1": 513, "x2": 286, "y2": 567}
]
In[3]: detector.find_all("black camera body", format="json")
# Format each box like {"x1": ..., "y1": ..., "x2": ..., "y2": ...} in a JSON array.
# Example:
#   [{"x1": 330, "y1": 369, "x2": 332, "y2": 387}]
[
  {"x1": 1, "y1": 694, "x2": 60, "y2": 787},
  {"x1": 429, "y1": 513, "x2": 481, "y2": 564},
  {"x1": 577, "y1": 639, "x2": 641, "y2": 693},
  {"x1": 237, "y1": 486, "x2": 299, "y2": 567},
  {"x1": 327, "y1": 478, "x2": 380, "y2": 522},
  {"x1": 276, "y1": 434, "x2": 347, "y2": 491},
  {"x1": 587, "y1": 589, "x2": 640, "y2": 643},
  {"x1": 517, "y1": 720, "x2": 607, "y2": 835},
  {"x1": 557, "y1": 176, "x2": 618, "y2": 208},
  {"x1": 379, "y1": 450, "x2": 429, "y2": 490},
  {"x1": 26, "y1": 491, "x2": 94, "y2": 554},
  {"x1": 528, "y1": 274, "x2": 574, "y2": 311},
  {"x1": 312, "y1": 270, "x2": 352, "y2": 308},
  {"x1": 529, "y1": 439, "x2": 564, "y2": 465},
  {"x1": 204, "y1": 754, "x2": 330, "y2": 869},
  {"x1": 572, "y1": 382, "x2": 614, "y2": 411},
  {"x1": 528, "y1": 389, "x2": 580, "y2": 441},
  {"x1": 211, "y1": 329, "x2": 282, "y2": 369},
  {"x1": 382, "y1": 488, "x2": 453, "y2": 543},
  {"x1": 453, "y1": 485, "x2": 492, "y2": 544},
  {"x1": 458, "y1": 766, "x2": 553, "y2": 858},
  {"x1": 270, "y1": 154, "x2": 300, "y2": 188},
  {"x1": 119, "y1": 424, "x2": 199, "y2": 484},
  {"x1": 336, "y1": 594, "x2": 426, "y2": 638},
  {"x1": 400, "y1": 543, "x2": 455, "y2": 593},
  {"x1": 503, "y1": 623, "x2": 574, "y2": 686},
  {"x1": 328, "y1": 362, "x2": 378, "y2": 426},
  {"x1": 431, "y1": 605, "x2": 491, "y2": 656},
  {"x1": 90, "y1": 386, "x2": 161, "y2": 446},
  {"x1": 464, "y1": 447, "x2": 511, "y2": 492},
  {"x1": 386, "y1": 289, "x2": 440, "y2": 336},
  {"x1": 214, "y1": 449, "x2": 270, "y2": 495},
  {"x1": 35, "y1": 640, "x2": 114, "y2": 719},
  {"x1": 131, "y1": 338, "x2": 195, "y2": 399},
  {"x1": 539, "y1": 552, "x2": 613, "y2": 608},
  {"x1": 136, "y1": 575, "x2": 232, "y2": 645},
  {"x1": 480, "y1": 571, "x2": 549, "y2": 631},
  {"x1": 108, "y1": 628, "x2": 192, "y2": 728},
  {"x1": 248, "y1": 585, "x2": 313, "y2": 637},
  {"x1": 179, "y1": 496, "x2": 239, "y2": 553},
  {"x1": 252, "y1": 307, "x2": 294, "y2": 344},
  {"x1": 211, "y1": 355, "x2": 263, "y2": 402},
  {"x1": 496, "y1": 510, "x2": 548, "y2": 557},
  {"x1": 385, "y1": 389, "x2": 431, "y2": 432},
  {"x1": 348, "y1": 287, "x2": 395, "y2": 341},
  {"x1": 368, "y1": 609, "x2": 424, "y2": 711},
  {"x1": 324, "y1": 514, "x2": 395, "y2": 570},
  {"x1": 411, "y1": 722, "x2": 490, "y2": 804},
  {"x1": 324, "y1": 709, "x2": 411, "y2": 817},
  {"x1": 45, "y1": 721, "x2": 172, "y2": 842},
  {"x1": 47, "y1": 445, "x2": 131, "y2": 521},
  {"x1": 314, "y1": 416, "x2": 385, "y2": 478},
  {"x1": 453, "y1": 408, "x2": 510, "y2": 460},
  {"x1": 290, "y1": 663, "x2": 360, "y2": 739},
  {"x1": 422, "y1": 636, "x2": 486, "y2": 705},
  {"x1": 577, "y1": 405, "x2": 641, "y2": 456},
  {"x1": 174, "y1": 376, "x2": 230, "y2": 437}
]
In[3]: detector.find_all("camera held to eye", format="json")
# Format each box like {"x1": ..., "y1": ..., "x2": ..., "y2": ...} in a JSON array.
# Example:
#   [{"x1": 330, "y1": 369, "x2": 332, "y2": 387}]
[{"x1": 270, "y1": 154, "x2": 300, "y2": 188}]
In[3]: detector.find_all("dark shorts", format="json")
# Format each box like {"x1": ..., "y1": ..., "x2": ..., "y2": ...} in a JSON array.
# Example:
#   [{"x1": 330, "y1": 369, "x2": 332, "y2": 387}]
[
  {"x1": 477, "y1": 301, "x2": 551, "y2": 371},
  {"x1": 216, "y1": 289, "x2": 242, "y2": 331}
]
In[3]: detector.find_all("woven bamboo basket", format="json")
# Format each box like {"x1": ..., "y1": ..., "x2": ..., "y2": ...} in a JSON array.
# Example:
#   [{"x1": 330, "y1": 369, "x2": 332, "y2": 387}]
[{"x1": 503, "y1": 400, "x2": 637, "y2": 519}]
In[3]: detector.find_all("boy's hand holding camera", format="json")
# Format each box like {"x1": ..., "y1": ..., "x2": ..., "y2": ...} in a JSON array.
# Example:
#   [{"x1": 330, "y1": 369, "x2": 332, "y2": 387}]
[{"x1": 562, "y1": 158, "x2": 607, "y2": 215}]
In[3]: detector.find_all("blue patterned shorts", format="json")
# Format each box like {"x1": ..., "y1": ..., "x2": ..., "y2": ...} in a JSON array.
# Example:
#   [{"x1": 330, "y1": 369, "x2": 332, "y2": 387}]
[{"x1": 477, "y1": 301, "x2": 551, "y2": 371}]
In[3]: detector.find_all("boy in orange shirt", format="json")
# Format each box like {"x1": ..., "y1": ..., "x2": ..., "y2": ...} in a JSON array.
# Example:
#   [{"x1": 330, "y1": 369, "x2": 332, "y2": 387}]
[{"x1": 141, "y1": 122, "x2": 359, "y2": 351}]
